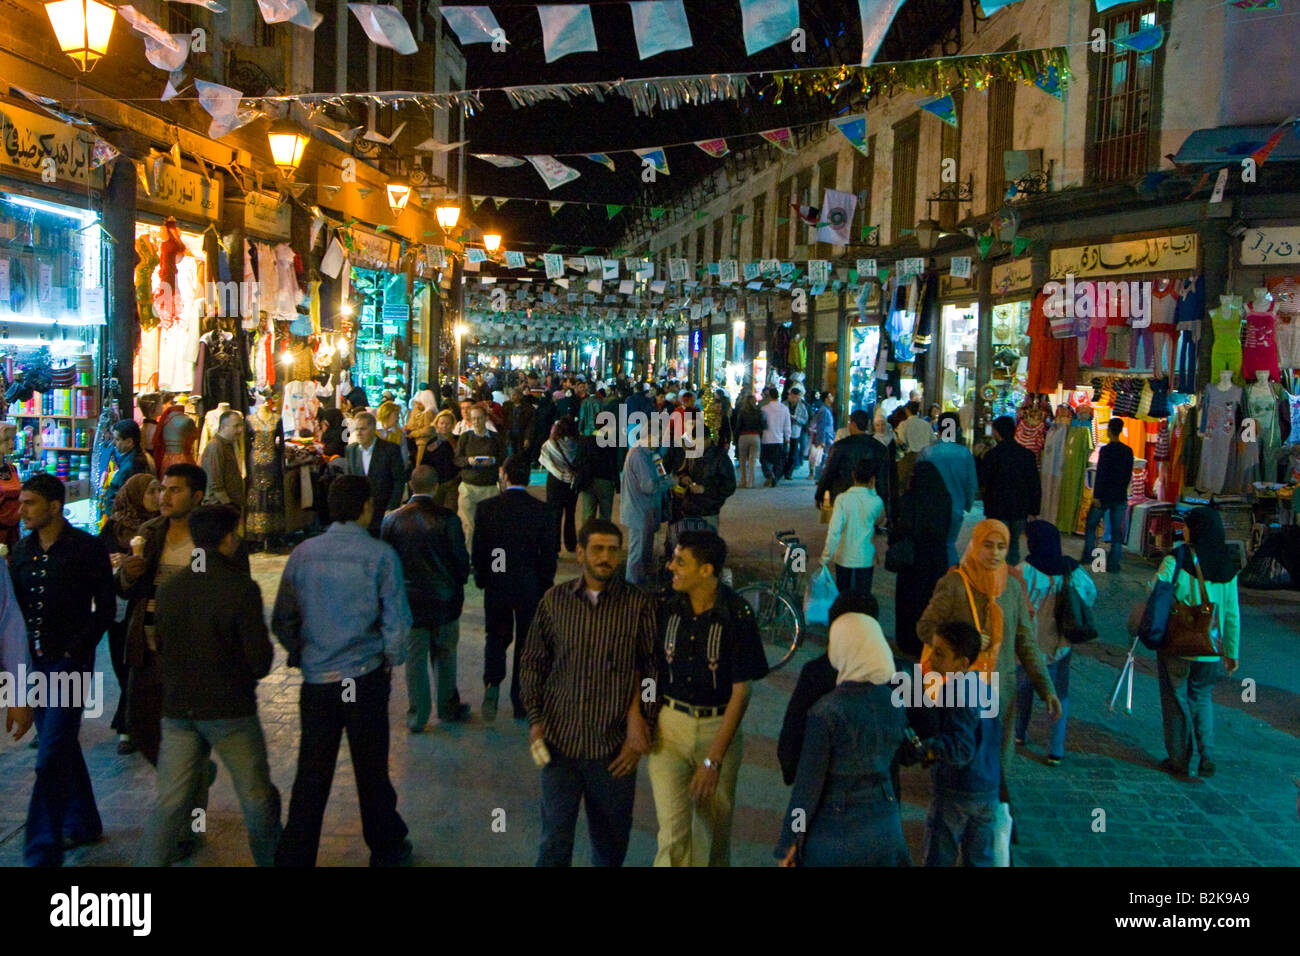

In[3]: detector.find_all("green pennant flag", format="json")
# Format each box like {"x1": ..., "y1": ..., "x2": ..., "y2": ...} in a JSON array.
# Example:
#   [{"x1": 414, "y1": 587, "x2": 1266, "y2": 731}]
[
  {"x1": 579, "y1": 246, "x2": 595, "y2": 254},
  {"x1": 606, "y1": 204, "x2": 624, "y2": 219},
  {"x1": 978, "y1": 234, "x2": 995, "y2": 259},
  {"x1": 470, "y1": 196, "x2": 486, "y2": 211},
  {"x1": 694, "y1": 210, "x2": 709, "y2": 220},
  {"x1": 375, "y1": 225, "x2": 390, "y2": 233},
  {"x1": 736, "y1": 214, "x2": 748, "y2": 223},
  {"x1": 860, "y1": 223, "x2": 878, "y2": 241},
  {"x1": 650, "y1": 207, "x2": 666, "y2": 220},
  {"x1": 493, "y1": 197, "x2": 509, "y2": 209},
  {"x1": 548, "y1": 244, "x2": 563, "y2": 253},
  {"x1": 548, "y1": 201, "x2": 564, "y2": 216},
  {"x1": 422, "y1": 231, "x2": 437, "y2": 238},
  {"x1": 878, "y1": 268, "x2": 890, "y2": 281},
  {"x1": 1013, "y1": 236, "x2": 1032, "y2": 256},
  {"x1": 776, "y1": 216, "x2": 789, "y2": 226},
  {"x1": 613, "y1": 247, "x2": 626, "y2": 257}
]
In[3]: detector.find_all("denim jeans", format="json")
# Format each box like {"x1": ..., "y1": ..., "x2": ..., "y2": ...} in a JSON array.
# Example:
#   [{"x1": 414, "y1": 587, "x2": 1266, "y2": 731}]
[
  {"x1": 1015, "y1": 652, "x2": 1071, "y2": 759},
  {"x1": 783, "y1": 432, "x2": 810, "y2": 479},
  {"x1": 760, "y1": 443, "x2": 784, "y2": 482},
  {"x1": 405, "y1": 622, "x2": 463, "y2": 729},
  {"x1": 625, "y1": 517, "x2": 659, "y2": 585},
  {"x1": 945, "y1": 510, "x2": 965, "y2": 567},
  {"x1": 835, "y1": 564, "x2": 874, "y2": 598},
  {"x1": 24, "y1": 654, "x2": 101, "y2": 867},
  {"x1": 276, "y1": 667, "x2": 409, "y2": 866},
  {"x1": 483, "y1": 593, "x2": 537, "y2": 718},
  {"x1": 923, "y1": 792, "x2": 997, "y2": 866},
  {"x1": 537, "y1": 745, "x2": 637, "y2": 867},
  {"x1": 579, "y1": 478, "x2": 615, "y2": 525},
  {"x1": 1082, "y1": 500, "x2": 1126, "y2": 571},
  {"x1": 1157, "y1": 654, "x2": 1218, "y2": 771},
  {"x1": 138, "y1": 715, "x2": 281, "y2": 866}
]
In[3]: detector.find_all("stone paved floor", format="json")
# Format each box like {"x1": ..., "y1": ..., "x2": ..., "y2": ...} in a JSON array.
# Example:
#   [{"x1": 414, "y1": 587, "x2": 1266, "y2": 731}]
[{"x1": 1, "y1": 473, "x2": 1297, "y2": 866}]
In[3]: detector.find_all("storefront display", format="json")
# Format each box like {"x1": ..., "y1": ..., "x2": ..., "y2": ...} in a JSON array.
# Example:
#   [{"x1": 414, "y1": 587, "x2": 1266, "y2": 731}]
[
  {"x1": 848, "y1": 324, "x2": 881, "y2": 416},
  {"x1": 0, "y1": 193, "x2": 108, "y2": 518},
  {"x1": 350, "y1": 267, "x2": 409, "y2": 399}
]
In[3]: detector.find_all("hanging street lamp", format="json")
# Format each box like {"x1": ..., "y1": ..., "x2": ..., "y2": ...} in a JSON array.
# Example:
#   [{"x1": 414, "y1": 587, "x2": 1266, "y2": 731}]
[
  {"x1": 267, "y1": 121, "x2": 309, "y2": 177},
  {"x1": 44, "y1": 0, "x2": 116, "y2": 72}
]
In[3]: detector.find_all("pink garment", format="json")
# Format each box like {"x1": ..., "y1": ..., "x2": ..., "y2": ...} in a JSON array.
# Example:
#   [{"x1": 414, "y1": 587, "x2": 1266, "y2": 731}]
[
  {"x1": 1149, "y1": 279, "x2": 1177, "y2": 377},
  {"x1": 1242, "y1": 303, "x2": 1282, "y2": 382}
]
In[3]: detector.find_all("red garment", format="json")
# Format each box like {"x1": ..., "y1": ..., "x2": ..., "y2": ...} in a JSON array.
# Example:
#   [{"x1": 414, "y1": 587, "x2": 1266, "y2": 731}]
[
  {"x1": 0, "y1": 464, "x2": 21, "y2": 549},
  {"x1": 1026, "y1": 289, "x2": 1079, "y2": 392},
  {"x1": 1241, "y1": 303, "x2": 1282, "y2": 382},
  {"x1": 153, "y1": 405, "x2": 191, "y2": 477}
]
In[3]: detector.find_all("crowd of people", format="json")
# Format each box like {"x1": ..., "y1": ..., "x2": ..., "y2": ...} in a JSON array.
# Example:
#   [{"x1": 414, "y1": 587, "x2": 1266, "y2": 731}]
[{"x1": 0, "y1": 365, "x2": 1245, "y2": 868}]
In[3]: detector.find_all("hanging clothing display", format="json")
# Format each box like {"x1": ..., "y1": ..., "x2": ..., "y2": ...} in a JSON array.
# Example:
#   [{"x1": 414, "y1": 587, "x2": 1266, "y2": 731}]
[
  {"x1": 1148, "y1": 278, "x2": 1178, "y2": 378},
  {"x1": 1014, "y1": 401, "x2": 1048, "y2": 461},
  {"x1": 1038, "y1": 421, "x2": 1070, "y2": 524},
  {"x1": 1241, "y1": 301, "x2": 1282, "y2": 383},
  {"x1": 157, "y1": 254, "x2": 201, "y2": 392},
  {"x1": 1245, "y1": 380, "x2": 1282, "y2": 482},
  {"x1": 1207, "y1": 302, "x2": 1244, "y2": 384},
  {"x1": 154, "y1": 404, "x2": 198, "y2": 475},
  {"x1": 1267, "y1": 276, "x2": 1300, "y2": 369},
  {"x1": 1054, "y1": 422, "x2": 1094, "y2": 534},
  {"x1": 245, "y1": 406, "x2": 285, "y2": 537},
  {"x1": 193, "y1": 330, "x2": 251, "y2": 417},
  {"x1": 1196, "y1": 383, "x2": 1242, "y2": 494},
  {"x1": 1174, "y1": 276, "x2": 1204, "y2": 394},
  {"x1": 1026, "y1": 288, "x2": 1079, "y2": 392}
]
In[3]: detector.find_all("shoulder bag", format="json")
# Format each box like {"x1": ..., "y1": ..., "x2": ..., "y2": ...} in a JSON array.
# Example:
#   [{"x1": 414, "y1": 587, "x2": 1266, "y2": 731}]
[{"x1": 1161, "y1": 548, "x2": 1221, "y2": 658}]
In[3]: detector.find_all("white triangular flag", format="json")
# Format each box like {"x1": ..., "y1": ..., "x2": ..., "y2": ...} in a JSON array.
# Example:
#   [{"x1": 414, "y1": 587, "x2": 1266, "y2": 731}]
[
  {"x1": 440, "y1": 6, "x2": 503, "y2": 45},
  {"x1": 363, "y1": 122, "x2": 407, "y2": 146},
  {"x1": 117, "y1": 6, "x2": 189, "y2": 71},
  {"x1": 858, "y1": 0, "x2": 905, "y2": 65},
  {"x1": 537, "y1": 4, "x2": 598, "y2": 63},
  {"x1": 629, "y1": 1, "x2": 692, "y2": 60},
  {"x1": 348, "y1": 4, "x2": 417, "y2": 55},
  {"x1": 258, "y1": 0, "x2": 324, "y2": 30}
]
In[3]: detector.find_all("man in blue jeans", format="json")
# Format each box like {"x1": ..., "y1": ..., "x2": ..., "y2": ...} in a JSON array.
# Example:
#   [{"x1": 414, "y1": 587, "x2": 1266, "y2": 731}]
[
  {"x1": 619, "y1": 426, "x2": 673, "y2": 585},
  {"x1": 521, "y1": 520, "x2": 658, "y2": 866},
  {"x1": 1081, "y1": 417, "x2": 1134, "y2": 572},
  {"x1": 138, "y1": 506, "x2": 280, "y2": 866},
  {"x1": 11, "y1": 473, "x2": 115, "y2": 867}
]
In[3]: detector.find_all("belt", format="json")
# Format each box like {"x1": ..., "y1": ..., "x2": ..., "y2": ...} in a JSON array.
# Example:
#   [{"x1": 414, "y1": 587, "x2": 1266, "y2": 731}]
[{"x1": 663, "y1": 696, "x2": 724, "y2": 718}]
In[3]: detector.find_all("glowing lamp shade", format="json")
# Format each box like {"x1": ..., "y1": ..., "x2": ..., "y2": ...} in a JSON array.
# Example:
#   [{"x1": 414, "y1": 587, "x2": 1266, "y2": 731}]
[
  {"x1": 435, "y1": 204, "x2": 460, "y2": 231},
  {"x1": 482, "y1": 233, "x2": 502, "y2": 254},
  {"x1": 267, "y1": 123, "x2": 308, "y2": 175},
  {"x1": 386, "y1": 181, "x2": 412, "y2": 217},
  {"x1": 45, "y1": 0, "x2": 116, "y2": 72}
]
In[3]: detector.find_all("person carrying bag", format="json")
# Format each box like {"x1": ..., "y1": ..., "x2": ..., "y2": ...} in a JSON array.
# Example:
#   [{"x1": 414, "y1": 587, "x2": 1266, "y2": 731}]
[{"x1": 1145, "y1": 507, "x2": 1241, "y2": 780}]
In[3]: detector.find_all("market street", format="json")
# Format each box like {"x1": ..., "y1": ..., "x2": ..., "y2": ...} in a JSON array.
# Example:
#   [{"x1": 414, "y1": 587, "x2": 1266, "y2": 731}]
[{"x1": 2, "y1": 476, "x2": 1295, "y2": 867}]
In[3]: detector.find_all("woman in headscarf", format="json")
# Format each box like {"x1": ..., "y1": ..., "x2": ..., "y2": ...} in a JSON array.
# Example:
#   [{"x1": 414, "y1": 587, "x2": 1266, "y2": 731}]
[
  {"x1": 1150, "y1": 507, "x2": 1240, "y2": 779},
  {"x1": 891, "y1": 460, "x2": 952, "y2": 659},
  {"x1": 98, "y1": 472, "x2": 161, "y2": 753},
  {"x1": 917, "y1": 519, "x2": 1060, "y2": 782},
  {"x1": 316, "y1": 407, "x2": 346, "y2": 458},
  {"x1": 1014, "y1": 520, "x2": 1097, "y2": 765},
  {"x1": 776, "y1": 611, "x2": 910, "y2": 867},
  {"x1": 424, "y1": 409, "x2": 461, "y2": 510}
]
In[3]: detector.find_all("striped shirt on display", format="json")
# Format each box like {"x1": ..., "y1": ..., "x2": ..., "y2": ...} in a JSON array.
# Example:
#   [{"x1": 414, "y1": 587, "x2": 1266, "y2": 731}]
[{"x1": 521, "y1": 576, "x2": 658, "y2": 760}]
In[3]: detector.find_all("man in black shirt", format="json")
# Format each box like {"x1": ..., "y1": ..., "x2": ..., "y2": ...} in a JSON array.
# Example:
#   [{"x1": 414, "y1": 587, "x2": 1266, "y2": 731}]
[
  {"x1": 11, "y1": 474, "x2": 115, "y2": 867},
  {"x1": 1081, "y1": 417, "x2": 1135, "y2": 571},
  {"x1": 650, "y1": 531, "x2": 768, "y2": 866},
  {"x1": 520, "y1": 519, "x2": 657, "y2": 867},
  {"x1": 978, "y1": 416, "x2": 1042, "y2": 566}
]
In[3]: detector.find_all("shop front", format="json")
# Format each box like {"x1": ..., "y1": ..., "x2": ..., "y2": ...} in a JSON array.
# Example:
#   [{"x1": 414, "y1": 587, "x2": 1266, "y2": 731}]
[
  {"x1": 0, "y1": 100, "x2": 110, "y2": 525},
  {"x1": 346, "y1": 229, "x2": 405, "y2": 402},
  {"x1": 936, "y1": 272, "x2": 980, "y2": 417},
  {"x1": 847, "y1": 281, "x2": 883, "y2": 418}
]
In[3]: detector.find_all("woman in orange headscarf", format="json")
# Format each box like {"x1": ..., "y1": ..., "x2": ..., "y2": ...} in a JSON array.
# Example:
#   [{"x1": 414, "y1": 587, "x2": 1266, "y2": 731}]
[{"x1": 916, "y1": 519, "x2": 1061, "y2": 770}]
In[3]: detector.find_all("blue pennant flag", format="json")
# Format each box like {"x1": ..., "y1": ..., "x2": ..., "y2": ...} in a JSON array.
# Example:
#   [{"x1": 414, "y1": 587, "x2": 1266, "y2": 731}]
[
  {"x1": 629, "y1": 1, "x2": 693, "y2": 60},
  {"x1": 1112, "y1": 24, "x2": 1164, "y2": 53},
  {"x1": 918, "y1": 94, "x2": 958, "y2": 127},
  {"x1": 1034, "y1": 65, "x2": 1063, "y2": 99},
  {"x1": 739, "y1": 0, "x2": 799, "y2": 57},
  {"x1": 979, "y1": 0, "x2": 1026, "y2": 13},
  {"x1": 537, "y1": 4, "x2": 598, "y2": 63}
]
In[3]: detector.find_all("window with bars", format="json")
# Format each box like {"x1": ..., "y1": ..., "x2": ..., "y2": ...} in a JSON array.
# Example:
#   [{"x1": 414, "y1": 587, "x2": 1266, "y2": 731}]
[
  {"x1": 750, "y1": 194, "x2": 766, "y2": 260},
  {"x1": 776, "y1": 176, "x2": 793, "y2": 259},
  {"x1": 695, "y1": 226, "x2": 707, "y2": 268},
  {"x1": 730, "y1": 204, "x2": 743, "y2": 257},
  {"x1": 817, "y1": 154, "x2": 838, "y2": 197},
  {"x1": 891, "y1": 115, "x2": 920, "y2": 242},
  {"x1": 255, "y1": 14, "x2": 277, "y2": 47},
  {"x1": 851, "y1": 137, "x2": 876, "y2": 241},
  {"x1": 167, "y1": 3, "x2": 197, "y2": 36},
  {"x1": 712, "y1": 220, "x2": 724, "y2": 262},
  {"x1": 986, "y1": 76, "x2": 1016, "y2": 207},
  {"x1": 1088, "y1": 3, "x2": 1161, "y2": 184}
]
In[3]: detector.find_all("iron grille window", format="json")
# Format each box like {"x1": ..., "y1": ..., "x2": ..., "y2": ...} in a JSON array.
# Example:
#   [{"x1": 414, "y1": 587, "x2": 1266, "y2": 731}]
[
  {"x1": 776, "y1": 176, "x2": 793, "y2": 259},
  {"x1": 1089, "y1": 4, "x2": 1159, "y2": 184},
  {"x1": 940, "y1": 90, "x2": 964, "y2": 230},
  {"x1": 712, "y1": 220, "x2": 723, "y2": 262},
  {"x1": 695, "y1": 226, "x2": 707, "y2": 268},
  {"x1": 730, "y1": 205, "x2": 743, "y2": 256},
  {"x1": 795, "y1": 168, "x2": 813, "y2": 246},
  {"x1": 852, "y1": 136, "x2": 876, "y2": 240},
  {"x1": 750, "y1": 194, "x2": 766, "y2": 260},
  {"x1": 891, "y1": 115, "x2": 920, "y2": 242},
  {"x1": 817, "y1": 154, "x2": 838, "y2": 196},
  {"x1": 167, "y1": 3, "x2": 197, "y2": 36},
  {"x1": 987, "y1": 77, "x2": 1016, "y2": 207}
]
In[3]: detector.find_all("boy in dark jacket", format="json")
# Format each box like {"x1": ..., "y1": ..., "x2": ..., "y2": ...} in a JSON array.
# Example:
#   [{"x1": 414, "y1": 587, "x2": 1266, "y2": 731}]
[
  {"x1": 1081, "y1": 416, "x2": 1134, "y2": 571},
  {"x1": 137, "y1": 505, "x2": 280, "y2": 866},
  {"x1": 920, "y1": 620, "x2": 1002, "y2": 867}
]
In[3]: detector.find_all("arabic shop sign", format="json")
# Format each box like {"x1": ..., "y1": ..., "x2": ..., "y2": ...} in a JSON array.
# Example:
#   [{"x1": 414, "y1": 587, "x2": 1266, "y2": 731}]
[
  {"x1": 1050, "y1": 234, "x2": 1198, "y2": 279},
  {"x1": 136, "y1": 160, "x2": 220, "y2": 223},
  {"x1": 991, "y1": 257, "x2": 1034, "y2": 295},
  {"x1": 244, "y1": 190, "x2": 290, "y2": 240},
  {"x1": 1239, "y1": 227, "x2": 1300, "y2": 266},
  {"x1": 0, "y1": 104, "x2": 100, "y2": 188}
]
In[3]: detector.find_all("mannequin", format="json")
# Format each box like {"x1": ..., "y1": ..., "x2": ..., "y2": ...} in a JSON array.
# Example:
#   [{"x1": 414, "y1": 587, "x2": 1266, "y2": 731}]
[
  {"x1": 154, "y1": 398, "x2": 198, "y2": 475},
  {"x1": 1208, "y1": 296, "x2": 1244, "y2": 385},
  {"x1": 1242, "y1": 287, "x2": 1281, "y2": 383},
  {"x1": 1197, "y1": 371, "x2": 1242, "y2": 494},
  {"x1": 245, "y1": 392, "x2": 286, "y2": 543},
  {"x1": 1246, "y1": 369, "x2": 1282, "y2": 483},
  {"x1": 0, "y1": 423, "x2": 22, "y2": 550}
]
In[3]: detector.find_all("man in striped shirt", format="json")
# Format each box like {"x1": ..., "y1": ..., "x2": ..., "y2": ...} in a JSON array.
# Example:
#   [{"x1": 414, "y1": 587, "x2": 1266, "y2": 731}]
[{"x1": 521, "y1": 519, "x2": 658, "y2": 867}]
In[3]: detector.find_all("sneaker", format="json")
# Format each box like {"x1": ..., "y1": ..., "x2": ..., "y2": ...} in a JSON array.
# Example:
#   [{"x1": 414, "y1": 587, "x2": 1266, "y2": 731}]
[
  {"x1": 1046, "y1": 756, "x2": 1062, "y2": 767},
  {"x1": 1198, "y1": 759, "x2": 1216, "y2": 778},
  {"x1": 482, "y1": 685, "x2": 500, "y2": 722},
  {"x1": 116, "y1": 735, "x2": 136, "y2": 755}
]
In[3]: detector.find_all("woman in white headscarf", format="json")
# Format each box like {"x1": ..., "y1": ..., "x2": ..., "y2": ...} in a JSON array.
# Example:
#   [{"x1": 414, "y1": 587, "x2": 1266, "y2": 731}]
[{"x1": 776, "y1": 612, "x2": 911, "y2": 867}]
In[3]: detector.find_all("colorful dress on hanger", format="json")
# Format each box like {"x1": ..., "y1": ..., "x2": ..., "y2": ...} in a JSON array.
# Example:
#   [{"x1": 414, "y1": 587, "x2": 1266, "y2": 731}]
[
  {"x1": 1055, "y1": 423, "x2": 1094, "y2": 535},
  {"x1": 1241, "y1": 302, "x2": 1281, "y2": 383},
  {"x1": 1196, "y1": 384, "x2": 1241, "y2": 494},
  {"x1": 1246, "y1": 382, "x2": 1282, "y2": 483},
  {"x1": 1038, "y1": 422, "x2": 1069, "y2": 524},
  {"x1": 245, "y1": 410, "x2": 285, "y2": 537},
  {"x1": 157, "y1": 254, "x2": 201, "y2": 392},
  {"x1": 1148, "y1": 278, "x2": 1178, "y2": 377},
  {"x1": 1267, "y1": 276, "x2": 1300, "y2": 369},
  {"x1": 1174, "y1": 277, "x2": 1204, "y2": 394},
  {"x1": 1208, "y1": 304, "x2": 1244, "y2": 385}
]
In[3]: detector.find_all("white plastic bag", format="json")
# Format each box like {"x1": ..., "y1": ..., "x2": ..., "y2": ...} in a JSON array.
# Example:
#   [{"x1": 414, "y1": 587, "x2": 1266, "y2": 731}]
[
  {"x1": 993, "y1": 801, "x2": 1013, "y2": 867},
  {"x1": 804, "y1": 566, "x2": 838, "y2": 627}
]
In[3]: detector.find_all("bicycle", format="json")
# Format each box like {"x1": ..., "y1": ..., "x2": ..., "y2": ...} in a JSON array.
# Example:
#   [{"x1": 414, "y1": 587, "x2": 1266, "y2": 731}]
[{"x1": 736, "y1": 529, "x2": 808, "y2": 672}]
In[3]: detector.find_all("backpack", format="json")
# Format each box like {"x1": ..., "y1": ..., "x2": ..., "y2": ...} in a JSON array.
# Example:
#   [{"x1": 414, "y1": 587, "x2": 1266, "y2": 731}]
[{"x1": 1054, "y1": 572, "x2": 1098, "y2": 644}]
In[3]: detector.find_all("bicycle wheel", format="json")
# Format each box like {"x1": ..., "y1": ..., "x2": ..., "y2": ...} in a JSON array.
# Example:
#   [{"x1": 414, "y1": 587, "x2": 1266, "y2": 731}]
[{"x1": 736, "y1": 585, "x2": 801, "y2": 673}]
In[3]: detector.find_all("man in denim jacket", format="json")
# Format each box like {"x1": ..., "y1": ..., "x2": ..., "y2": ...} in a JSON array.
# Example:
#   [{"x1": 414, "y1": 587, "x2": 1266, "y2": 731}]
[{"x1": 272, "y1": 475, "x2": 413, "y2": 866}]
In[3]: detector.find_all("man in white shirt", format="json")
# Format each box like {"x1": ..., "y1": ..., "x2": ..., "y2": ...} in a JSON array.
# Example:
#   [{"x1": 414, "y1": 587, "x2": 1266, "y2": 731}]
[
  {"x1": 896, "y1": 401, "x2": 935, "y2": 454},
  {"x1": 758, "y1": 387, "x2": 792, "y2": 488}
]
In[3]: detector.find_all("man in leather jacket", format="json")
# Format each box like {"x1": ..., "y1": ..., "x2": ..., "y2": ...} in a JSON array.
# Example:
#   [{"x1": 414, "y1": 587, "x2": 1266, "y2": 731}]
[{"x1": 381, "y1": 464, "x2": 472, "y2": 729}]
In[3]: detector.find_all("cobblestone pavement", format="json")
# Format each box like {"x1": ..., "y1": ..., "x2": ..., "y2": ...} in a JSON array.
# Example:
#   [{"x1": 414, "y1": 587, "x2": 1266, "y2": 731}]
[{"x1": 1, "y1": 473, "x2": 1297, "y2": 866}]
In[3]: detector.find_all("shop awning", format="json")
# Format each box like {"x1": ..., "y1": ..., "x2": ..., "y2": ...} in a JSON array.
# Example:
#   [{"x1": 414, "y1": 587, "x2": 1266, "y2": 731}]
[{"x1": 1172, "y1": 125, "x2": 1300, "y2": 164}]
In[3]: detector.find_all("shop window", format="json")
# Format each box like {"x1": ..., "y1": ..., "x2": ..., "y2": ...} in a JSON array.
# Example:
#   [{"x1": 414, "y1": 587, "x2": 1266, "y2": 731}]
[
  {"x1": 891, "y1": 115, "x2": 920, "y2": 243},
  {"x1": 750, "y1": 194, "x2": 766, "y2": 260},
  {"x1": 1087, "y1": 3, "x2": 1162, "y2": 184},
  {"x1": 795, "y1": 167, "x2": 813, "y2": 247}
]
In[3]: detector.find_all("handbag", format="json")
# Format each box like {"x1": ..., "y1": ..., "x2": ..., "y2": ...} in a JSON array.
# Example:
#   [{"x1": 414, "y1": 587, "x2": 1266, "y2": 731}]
[{"x1": 1161, "y1": 549, "x2": 1221, "y2": 658}]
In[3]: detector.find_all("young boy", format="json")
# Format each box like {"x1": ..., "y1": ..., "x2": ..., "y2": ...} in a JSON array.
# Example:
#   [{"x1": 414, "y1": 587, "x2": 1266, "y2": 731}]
[
  {"x1": 820, "y1": 456, "x2": 886, "y2": 598},
  {"x1": 920, "y1": 620, "x2": 1001, "y2": 867}
]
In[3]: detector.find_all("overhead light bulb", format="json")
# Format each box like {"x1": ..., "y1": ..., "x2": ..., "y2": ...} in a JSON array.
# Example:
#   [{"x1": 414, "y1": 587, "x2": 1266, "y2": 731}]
[{"x1": 482, "y1": 233, "x2": 502, "y2": 254}]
